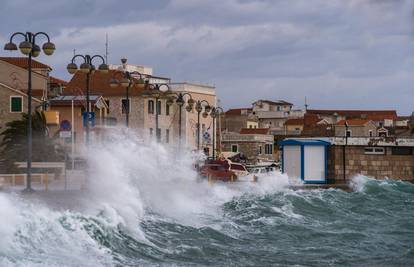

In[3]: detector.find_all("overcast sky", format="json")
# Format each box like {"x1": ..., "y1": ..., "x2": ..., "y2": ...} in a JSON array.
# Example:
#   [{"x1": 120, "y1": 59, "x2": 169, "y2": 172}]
[{"x1": 1, "y1": 0, "x2": 414, "y2": 114}]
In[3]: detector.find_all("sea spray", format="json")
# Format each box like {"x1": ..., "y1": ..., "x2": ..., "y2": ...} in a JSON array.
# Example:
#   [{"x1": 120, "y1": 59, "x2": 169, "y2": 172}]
[{"x1": 0, "y1": 131, "x2": 413, "y2": 266}]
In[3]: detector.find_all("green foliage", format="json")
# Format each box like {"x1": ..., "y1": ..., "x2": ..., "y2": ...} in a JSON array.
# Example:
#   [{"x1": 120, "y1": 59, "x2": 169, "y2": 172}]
[{"x1": 0, "y1": 111, "x2": 65, "y2": 173}]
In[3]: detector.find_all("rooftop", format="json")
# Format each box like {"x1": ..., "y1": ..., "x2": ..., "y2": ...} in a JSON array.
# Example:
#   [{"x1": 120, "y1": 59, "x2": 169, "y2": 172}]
[
  {"x1": 240, "y1": 128, "x2": 270, "y2": 135},
  {"x1": 49, "y1": 76, "x2": 67, "y2": 86},
  {"x1": 64, "y1": 70, "x2": 146, "y2": 97},
  {"x1": 225, "y1": 108, "x2": 252, "y2": 116},
  {"x1": 284, "y1": 118, "x2": 305, "y2": 126},
  {"x1": 0, "y1": 57, "x2": 51, "y2": 70},
  {"x1": 254, "y1": 99, "x2": 293, "y2": 106},
  {"x1": 50, "y1": 95, "x2": 104, "y2": 107},
  {"x1": 307, "y1": 109, "x2": 398, "y2": 120},
  {"x1": 336, "y1": 119, "x2": 373, "y2": 126}
]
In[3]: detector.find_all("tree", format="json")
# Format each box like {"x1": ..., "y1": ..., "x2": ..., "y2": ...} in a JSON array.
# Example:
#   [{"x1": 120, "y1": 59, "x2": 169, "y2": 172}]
[{"x1": 0, "y1": 111, "x2": 65, "y2": 173}]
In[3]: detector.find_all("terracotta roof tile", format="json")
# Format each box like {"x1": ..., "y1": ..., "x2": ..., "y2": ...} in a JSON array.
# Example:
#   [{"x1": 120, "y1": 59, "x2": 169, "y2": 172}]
[
  {"x1": 304, "y1": 113, "x2": 323, "y2": 126},
  {"x1": 225, "y1": 108, "x2": 252, "y2": 116},
  {"x1": 336, "y1": 119, "x2": 372, "y2": 126},
  {"x1": 240, "y1": 128, "x2": 270, "y2": 135},
  {"x1": 49, "y1": 76, "x2": 67, "y2": 86},
  {"x1": 284, "y1": 118, "x2": 304, "y2": 126},
  {"x1": 64, "y1": 70, "x2": 145, "y2": 97},
  {"x1": 306, "y1": 109, "x2": 397, "y2": 120},
  {"x1": 0, "y1": 57, "x2": 51, "y2": 70}
]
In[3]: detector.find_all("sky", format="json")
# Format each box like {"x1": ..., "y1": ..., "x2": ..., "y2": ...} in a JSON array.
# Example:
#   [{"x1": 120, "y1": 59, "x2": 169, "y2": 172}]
[{"x1": 1, "y1": 0, "x2": 414, "y2": 114}]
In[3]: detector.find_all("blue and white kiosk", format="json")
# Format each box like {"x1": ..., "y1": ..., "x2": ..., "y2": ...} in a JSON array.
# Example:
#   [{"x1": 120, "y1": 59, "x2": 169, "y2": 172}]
[{"x1": 279, "y1": 139, "x2": 330, "y2": 184}]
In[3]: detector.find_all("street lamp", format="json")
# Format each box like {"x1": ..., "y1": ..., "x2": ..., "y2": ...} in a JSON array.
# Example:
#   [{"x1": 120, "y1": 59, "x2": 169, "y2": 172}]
[
  {"x1": 210, "y1": 106, "x2": 224, "y2": 160},
  {"x1": 4, "y1": 31, "x2": 56, "y2": 192},
  {"x1": 166, "y1": 92, "x2": 194, "y2": 148},
  {"x1": 141, "y1": 82, "x2": 170, "y2": 142},
  {"x1": 66, "y1": 54, "x2": 108, "y2": 144},
  {"x1": 193, "y1": 100, "x2": 211, "y2": 151},
  {"x1": 109, "y1": 58, "x2": 145, "y2": 127}
]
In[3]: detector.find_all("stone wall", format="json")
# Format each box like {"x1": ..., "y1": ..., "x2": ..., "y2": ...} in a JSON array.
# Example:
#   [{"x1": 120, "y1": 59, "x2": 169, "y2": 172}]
[
  {"x1": 335, "y1": 123, "x2": 377, "y2": 137},
  {"x1": 328, "y1": 145, "x2": 414, "y2": 182},
  {"x1": 222, "y1": 141, "x2": 274, "y2": 164}
]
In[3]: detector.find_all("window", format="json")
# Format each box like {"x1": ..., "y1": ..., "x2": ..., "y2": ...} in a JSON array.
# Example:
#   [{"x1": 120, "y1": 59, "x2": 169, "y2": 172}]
[
  {"x1": 10, "y1": 96, "x2": 23, "y2": 112},
  {"x1": 265, "y1": 144, "x2": 273, "y2": 154},
  {"x1": 166, "y1": 129, "x2": 170, "y2": 143},
  {"x1": 149, "y1": 128, "x2": 153, "y2": 136},
  {"x1": 346, "y1": 130, "x2": 352, "y2": 137},
  {"x1": 121, "y1": 99, "x2": 130, "y2": 114},
  {"x1": 156, "y1": 100, "x2": 162, "y2": 115},
  {"x1": 166, "y1": 102, "x2": 170, "y2": 116},
  {"x1": 391, "y1": 147, "x2": 412, "y2": 155},
  {"x1": 277, "y1": 106, "x2": 281, "y2": 111},
  {"x1": 364, "y1": 147, "x2": 385, "y2": 155},
  {"x1": 231, "y1": 144, "x2": 238, "y2": 153},
  {"x1": 148, "y1": 100, "x2": 154, "y2": 114},
  {"x1": 369, "y1": 130, "x2": 373, "y2": 137},
  {"x1": 259, "y1": 145, "x2": 262, "y2": 154}
]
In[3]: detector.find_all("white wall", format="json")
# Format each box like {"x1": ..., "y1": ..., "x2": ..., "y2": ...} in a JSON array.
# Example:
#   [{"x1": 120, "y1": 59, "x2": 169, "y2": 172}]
[
  {"x1": 304, "y1": 146, "x2": 325, "y2": 182},
  {"x1": 284, "y1": 146, "x2": 301, "y2": 179}
]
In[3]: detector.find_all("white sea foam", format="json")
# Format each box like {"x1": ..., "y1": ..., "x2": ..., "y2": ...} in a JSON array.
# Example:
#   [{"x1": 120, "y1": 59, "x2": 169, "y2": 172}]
[{"x1": 0, "y1": 130, "x2": 306, "y2": 266}]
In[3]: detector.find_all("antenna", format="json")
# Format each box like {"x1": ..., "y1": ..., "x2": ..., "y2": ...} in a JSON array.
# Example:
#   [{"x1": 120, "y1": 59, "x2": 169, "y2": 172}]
[
  {"x1": 73, "y1": 49, "x2": 76, "y2": 57},
  {"x1": 105, "y1": 33, "x2": 109, "y2": 63},
  {"x1": 305, "y1": 96, "x2": 309, "y2": 111}
]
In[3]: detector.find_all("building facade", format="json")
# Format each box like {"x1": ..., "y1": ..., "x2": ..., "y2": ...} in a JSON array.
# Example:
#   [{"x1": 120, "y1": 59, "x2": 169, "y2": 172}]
[
  {"x1": 220, "y1": 108, "x2": 257, "y2": 133},
  {"x1": 334, "y1": 119, "x2": 378, "y2": 137},
  {"x1": 252, "y1": 99, "x2": 304, "y2": 134},
  {"x1": 221, "y1": 128, "x2": 276, "y2": 164},
  {"x1": 63, "y1": 65, "x2": 216, "y2": 152}
]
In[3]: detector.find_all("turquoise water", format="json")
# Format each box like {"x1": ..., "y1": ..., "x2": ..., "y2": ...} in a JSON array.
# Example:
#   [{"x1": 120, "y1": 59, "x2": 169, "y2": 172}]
[{"x1": 1, "y1": 176, "x2": 413, "y2": 267}]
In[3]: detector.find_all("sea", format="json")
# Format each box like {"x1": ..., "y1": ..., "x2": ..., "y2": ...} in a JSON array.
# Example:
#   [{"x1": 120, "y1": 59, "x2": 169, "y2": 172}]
[{"x1": 0, "y1": 133, "x2": 413, "y2": 267}]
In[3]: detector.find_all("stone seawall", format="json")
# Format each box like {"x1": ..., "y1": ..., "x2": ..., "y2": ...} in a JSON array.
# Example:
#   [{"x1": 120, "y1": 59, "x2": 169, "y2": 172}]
[{"x1": 328, "y1": 146, "x2": 414, "y2": 182}]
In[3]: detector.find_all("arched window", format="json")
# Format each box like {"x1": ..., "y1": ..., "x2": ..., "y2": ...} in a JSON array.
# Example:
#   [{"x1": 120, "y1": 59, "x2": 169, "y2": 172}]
[{"x1": 148, "y1": 100, "x2": 154, "y2": 114}]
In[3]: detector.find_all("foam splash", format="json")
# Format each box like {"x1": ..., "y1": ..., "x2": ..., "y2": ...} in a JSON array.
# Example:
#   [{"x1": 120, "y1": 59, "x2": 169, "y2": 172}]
[{"x1": 2, "y1": 130, "x2": 412, "y2": 266}]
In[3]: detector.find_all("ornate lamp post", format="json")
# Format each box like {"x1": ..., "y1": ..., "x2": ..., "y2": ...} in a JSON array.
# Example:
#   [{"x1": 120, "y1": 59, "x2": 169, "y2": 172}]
[
  {"x1": 66, "y1": 54, "x2": 109, "y2": 144},
  {"x1": 109, "y1": 58, "x2": 145, "y2": 127},
  {"x1": 142, "y1": 82, "x2": 170, "y2": 142},
  {"x1": 194, "y1": 100, "x2": 212, "y2": 151},
  {"x1": 4, "y1": 31, "x2": 56, "y2": 192},
  {"x1": 166, "y1": 92, "x2": 194, "y2": 148},
  {"x1": 210, "y1": 106, "x2": 224, "y2": 159}
]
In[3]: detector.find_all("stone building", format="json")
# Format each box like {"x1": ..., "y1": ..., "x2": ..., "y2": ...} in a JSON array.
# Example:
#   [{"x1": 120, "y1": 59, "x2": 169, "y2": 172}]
[
  {"x1": 220, "y1": 108, "x2": 257, "y2": 133},
  {"x1": 252, "y1": 99, "x2": 304, "y2": 134},
  {"x1": 327, "y1": 137, "x2": 414, "y2": 183},
  {"x1": 283, "y1": 118, "x2": 304, "y2": 135},
  {"x1": 306, "y1": 109, "x2": 398, "y2": 128},
  {"x1": 335, "y1": 119, "x2": 377, "y2": 137},
  {"x1": 221, "y1": 128, "x2": 276, "y2": 164}
]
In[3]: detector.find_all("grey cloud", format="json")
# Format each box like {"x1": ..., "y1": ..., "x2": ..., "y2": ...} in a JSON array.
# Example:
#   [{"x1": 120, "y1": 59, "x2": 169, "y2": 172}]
[{"x1": 0, "y1": 0, "x2": 413, "y2": 114}]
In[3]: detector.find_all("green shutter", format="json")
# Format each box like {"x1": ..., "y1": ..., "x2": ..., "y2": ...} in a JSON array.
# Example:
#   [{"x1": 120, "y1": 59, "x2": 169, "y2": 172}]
[{"x1": 11, "y1": 97, "x2": 22, "y2": 112}]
